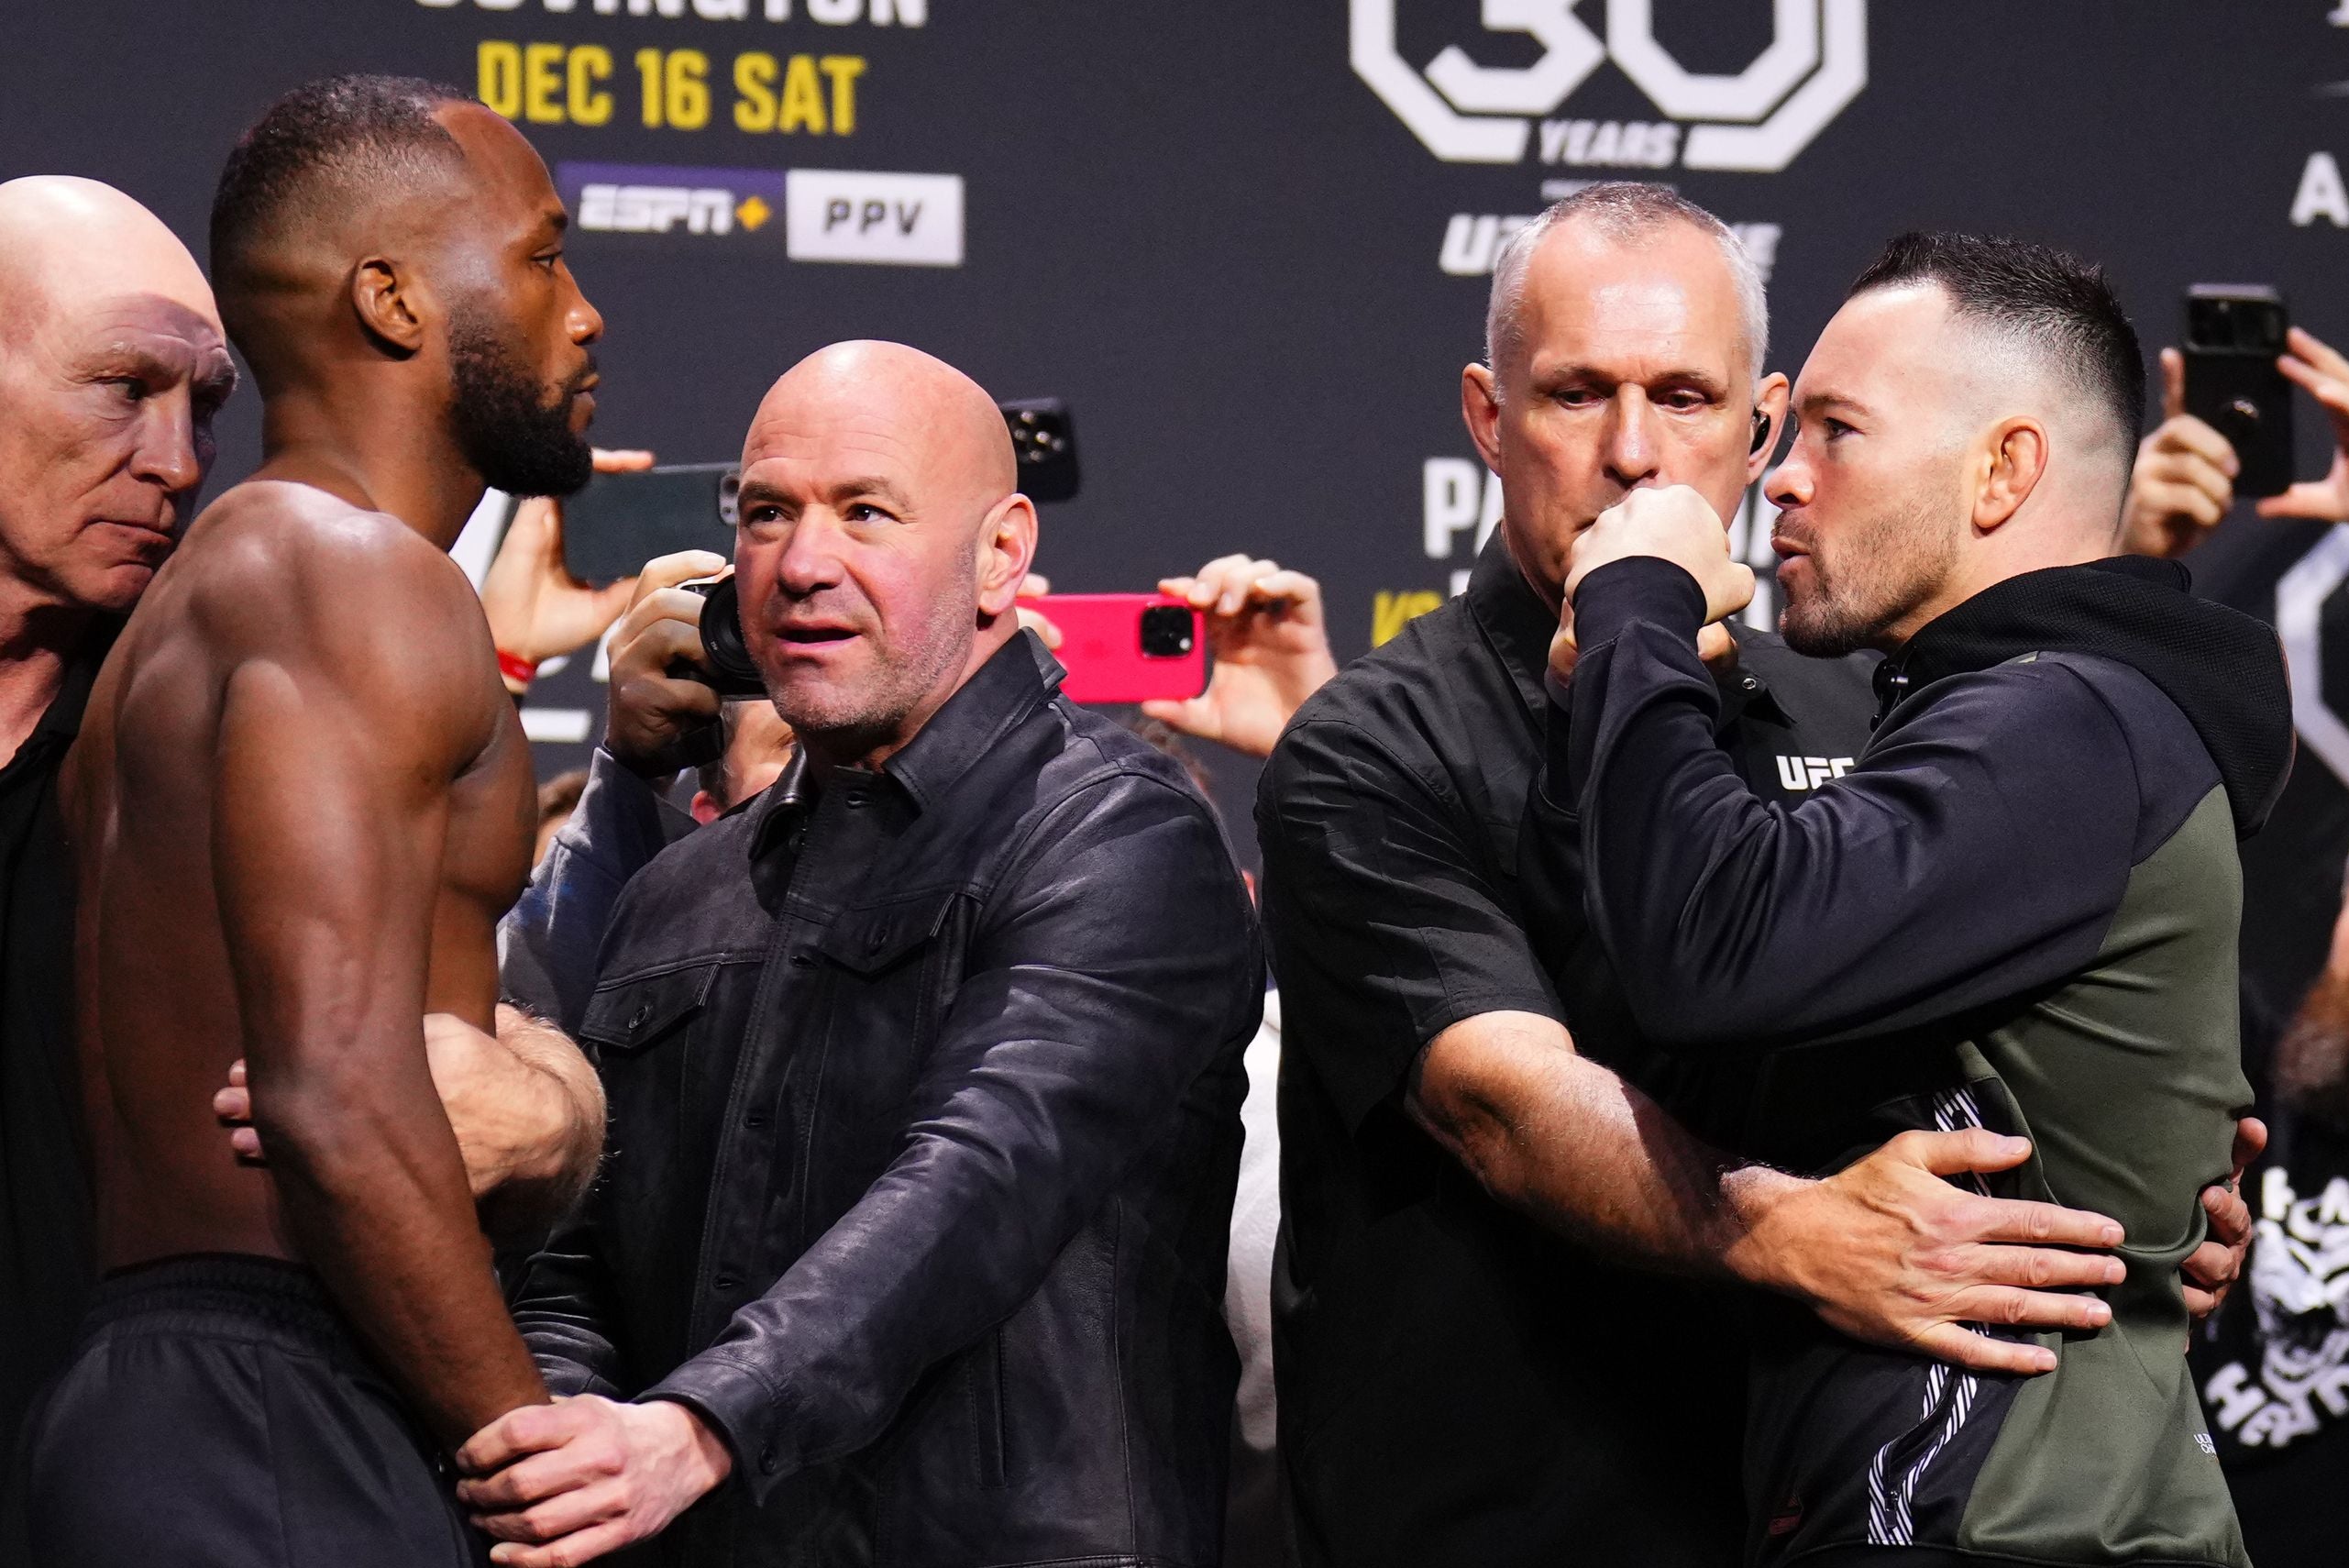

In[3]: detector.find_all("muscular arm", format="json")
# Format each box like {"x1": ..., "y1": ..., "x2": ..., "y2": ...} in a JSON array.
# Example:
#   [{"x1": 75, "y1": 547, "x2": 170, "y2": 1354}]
[
  {"x1": 1410, "y1": 1010, "x2": 2124, "y2": 1373},
  {"x1": 212, "y1": 528, "x2": 546, "y2": 1450}
]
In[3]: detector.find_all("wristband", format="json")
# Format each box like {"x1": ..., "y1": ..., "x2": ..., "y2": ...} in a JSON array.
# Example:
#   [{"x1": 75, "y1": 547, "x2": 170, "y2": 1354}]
[{"x1": 496, "y1": 648, "x2": 539, "y2": 688}]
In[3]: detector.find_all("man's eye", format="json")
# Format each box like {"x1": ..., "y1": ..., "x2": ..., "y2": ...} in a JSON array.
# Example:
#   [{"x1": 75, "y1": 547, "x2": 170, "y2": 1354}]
[
  {"x1": 1553, "y1": 388, "x2": 1599, "y2": 407},
  {"x1": 535, "y1": 251, "x2": 563, "y2": 271},
  {"x1": 1824, "y1": 418, "x2": 1857, "y2": 440},
  {"x1": 105, "y1": 377, "x2": 149, "y2": 403},
  {"x1": 846, "y1": 503, "x2": 894, "y2": 524}
]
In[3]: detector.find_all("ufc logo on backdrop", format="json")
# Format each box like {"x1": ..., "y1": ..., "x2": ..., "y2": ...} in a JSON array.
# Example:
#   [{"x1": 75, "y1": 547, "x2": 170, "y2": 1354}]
[{"x1": 1351, "y1": 0, "x2": 1869, "y2": 171}]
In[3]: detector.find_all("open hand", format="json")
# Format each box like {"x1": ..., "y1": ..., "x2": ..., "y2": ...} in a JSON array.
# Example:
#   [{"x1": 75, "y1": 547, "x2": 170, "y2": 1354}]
[
  {"x1": 2262, "y1": 326, "x2": 2349, "y2": 522},
  {"x1": 1734, "y1": 1127, "x2": 2126, "y2": 1375},
  {"x1": 1141, "y1": 556, "x2": 1338, "y2": 757},
  {"x1": 480, "y1": 449, "x2": 656, "y2": 691}
]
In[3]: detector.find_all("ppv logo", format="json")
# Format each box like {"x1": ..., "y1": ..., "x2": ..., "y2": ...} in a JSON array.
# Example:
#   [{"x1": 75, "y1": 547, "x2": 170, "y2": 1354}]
[{"x1": 1352, "y1": 0, "x2": 1869, "y2": 172}]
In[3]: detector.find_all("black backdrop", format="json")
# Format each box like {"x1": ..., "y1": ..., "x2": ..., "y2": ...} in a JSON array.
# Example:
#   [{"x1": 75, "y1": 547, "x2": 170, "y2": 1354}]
[{"x1": 12, "y1": 0, "x2": 2349, "y2": 1530}]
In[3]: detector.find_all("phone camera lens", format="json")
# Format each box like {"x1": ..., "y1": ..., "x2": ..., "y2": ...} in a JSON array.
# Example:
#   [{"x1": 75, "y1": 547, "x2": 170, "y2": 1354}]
[{"x1": 1140, "y1": 605, "x2": 1195, "y2": 659}]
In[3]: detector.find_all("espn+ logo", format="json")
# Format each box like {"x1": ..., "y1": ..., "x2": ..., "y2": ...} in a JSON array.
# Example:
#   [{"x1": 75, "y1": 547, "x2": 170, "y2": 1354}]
[{"x1": 1352, "y1": 0, "x2": 1869, "y2": 172}]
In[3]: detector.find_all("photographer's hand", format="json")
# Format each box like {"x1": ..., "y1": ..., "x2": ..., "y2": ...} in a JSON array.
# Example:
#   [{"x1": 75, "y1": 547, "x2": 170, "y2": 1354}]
[
  {"x1": 604, "y1": 551, "x2": 729, "y2": 777},
  {"x1": 1141, "y1": 557, "x2": 1338, "y2": 759},
  {"x1": 2123, "y1": 352, "x2": 2237, "y2": 559},
  {"x1": 2259, "y1": 326, "x2": 2349, "y2": 522},
  {"x1": 480, "y1": 449, "x2": 656, "y2": 692}
]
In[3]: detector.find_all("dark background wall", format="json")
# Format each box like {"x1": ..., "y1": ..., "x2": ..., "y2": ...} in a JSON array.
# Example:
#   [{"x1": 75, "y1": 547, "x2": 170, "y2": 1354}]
[{"x1": 11, "y1": 1, "x2": 2349, "y2": 854}]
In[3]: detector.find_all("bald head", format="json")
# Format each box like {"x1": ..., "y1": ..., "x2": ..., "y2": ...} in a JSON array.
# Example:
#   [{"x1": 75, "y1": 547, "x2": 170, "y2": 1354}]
[
  {"x1": 733, "y1": 340, "x2": 1036, "y2": 770},
  {"x1": 0, "y1": 177, "x2": 218, "y2": 347},
  {"x1": 747, "y1": 340, "x2": 1016, "y2": 508},
  {"x1": 0, "y1": 178, "x2": 233, "y2": 621}
]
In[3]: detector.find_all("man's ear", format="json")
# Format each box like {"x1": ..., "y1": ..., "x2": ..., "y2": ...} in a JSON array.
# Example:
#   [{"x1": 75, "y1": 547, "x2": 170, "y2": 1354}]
[
  {"x1": 976, "y1": 492, "x2": 1040, "y2": 621},
  {"x1": 1461, "y1": 362, "x2": 1504, "y2": 475},
  {"x1": 1974, "y1": 417, "x2": 2050, "y2": 533},
  {"x1": 350, "y1": 256, "x2": 429, "y2": 357},
  {"x1": 1748, "y1": 372, "x2": 1792, "y2": 485}
]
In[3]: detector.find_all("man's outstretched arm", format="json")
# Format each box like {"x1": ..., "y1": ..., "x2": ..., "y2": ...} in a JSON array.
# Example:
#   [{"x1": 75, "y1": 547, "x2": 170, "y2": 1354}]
[
  {"x1": 1410, "y1": 1010, "x2": 2123, "y2": 1375},
  {"x1": 212, "y1": 526, "x2": 546, "y2": 1451}
]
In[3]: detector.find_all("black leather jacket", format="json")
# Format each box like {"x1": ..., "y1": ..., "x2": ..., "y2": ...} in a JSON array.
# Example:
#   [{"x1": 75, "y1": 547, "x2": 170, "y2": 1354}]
[{"x1": 509, "y1": 633, "x2": 1262, "y2": 1567}]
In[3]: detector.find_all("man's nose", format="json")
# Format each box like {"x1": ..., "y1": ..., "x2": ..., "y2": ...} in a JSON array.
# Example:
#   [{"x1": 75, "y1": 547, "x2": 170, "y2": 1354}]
[
  {"x1": 568, "y1": 281, "x2": 605, "y2": 346},
  {"x1": 1603, "y1": 392, "x2": 1663, "y2": 489},
  {"x1": 1764, "y1": 452, "x2": 1811, "y2": 511},
  {"x1": 131, "y1": 398, "x2": 204, "y2": 495},
  {"x1": 772, "y1": 511, "x2": 848, "y2": 593}
]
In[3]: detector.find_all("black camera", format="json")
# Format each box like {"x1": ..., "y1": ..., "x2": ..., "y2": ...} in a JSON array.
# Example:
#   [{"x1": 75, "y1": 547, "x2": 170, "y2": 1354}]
[{"x1": 678, "y1": 575, "x2": 767, "y2": 699}]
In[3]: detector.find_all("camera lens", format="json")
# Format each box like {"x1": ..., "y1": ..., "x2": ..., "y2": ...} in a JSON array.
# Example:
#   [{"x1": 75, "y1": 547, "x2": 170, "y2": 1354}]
[
  {"x1": 696, "y1": 577, "x2": 768, "y2": 699},
  {"x1": 1140, "y1": 605, "x2": 1196, "y2": 659}
]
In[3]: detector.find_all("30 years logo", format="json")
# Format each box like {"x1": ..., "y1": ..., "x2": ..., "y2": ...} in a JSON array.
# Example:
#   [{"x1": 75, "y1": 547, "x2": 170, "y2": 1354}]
[{"x1": 1352, "y1": 0, "x2": 1869, "y2": 173}]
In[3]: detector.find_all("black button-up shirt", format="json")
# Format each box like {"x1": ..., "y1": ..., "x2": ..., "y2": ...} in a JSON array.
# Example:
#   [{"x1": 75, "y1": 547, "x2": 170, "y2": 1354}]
[
  {"x1": 1, "y1": 636, "x2": 108, "y2": 1465},
  {"x1": 513, "y1": 631, "x2": 1263, "y2": 1568},
  {"x1": 1253, "y1": 535, "x2": 1876, "y2": 1568}
]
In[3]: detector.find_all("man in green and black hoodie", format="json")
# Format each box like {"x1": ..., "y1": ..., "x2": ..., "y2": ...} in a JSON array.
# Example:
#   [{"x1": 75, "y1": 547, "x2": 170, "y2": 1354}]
[{"x1": 1542, "y1": 233, "x2": 2296, "y2": 1568}]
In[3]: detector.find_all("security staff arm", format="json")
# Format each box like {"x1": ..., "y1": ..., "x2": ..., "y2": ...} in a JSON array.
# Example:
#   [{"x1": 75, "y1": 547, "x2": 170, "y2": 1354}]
[{"x1": 1409, "y1": 1010, "x2": 2123, "y2": 1376}]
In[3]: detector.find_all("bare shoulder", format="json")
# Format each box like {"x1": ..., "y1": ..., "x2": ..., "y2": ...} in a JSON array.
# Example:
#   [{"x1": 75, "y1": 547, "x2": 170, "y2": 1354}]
[
  {"x1": 190, "y1": 480, "x2": 473, "y2": 609},
  {"x1": 173, "y1": 481, "x2": 502, "y2": 746},
  {"x1": 180, "y1": 481, "x2": 491, "y2": 664}
]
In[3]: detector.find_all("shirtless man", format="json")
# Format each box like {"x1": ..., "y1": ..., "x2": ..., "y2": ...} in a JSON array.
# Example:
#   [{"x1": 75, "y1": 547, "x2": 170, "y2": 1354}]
[{"x1": 23, "y1": 76, "x2": 606, "y2": 1566}]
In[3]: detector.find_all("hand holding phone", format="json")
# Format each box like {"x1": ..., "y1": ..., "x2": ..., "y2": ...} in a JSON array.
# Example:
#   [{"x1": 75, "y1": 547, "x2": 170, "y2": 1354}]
[
  {"x1": 2181, "y1": 286, "x2": 2293, "y2": 500},
  {"x1": 1026, "y1": 594, "x2": 1207, "y2": 706}
]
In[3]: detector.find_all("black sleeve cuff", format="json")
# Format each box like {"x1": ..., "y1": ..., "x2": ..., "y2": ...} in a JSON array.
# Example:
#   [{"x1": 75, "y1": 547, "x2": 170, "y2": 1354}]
[{"x1": 1570, "y1": 556, "x2": 1708, "y2": 649}]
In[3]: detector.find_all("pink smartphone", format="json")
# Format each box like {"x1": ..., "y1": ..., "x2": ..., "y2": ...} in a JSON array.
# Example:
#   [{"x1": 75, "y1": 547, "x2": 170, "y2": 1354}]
[{"x1": 1031, "y1": 594, "x2": 1207, "y2": 705}]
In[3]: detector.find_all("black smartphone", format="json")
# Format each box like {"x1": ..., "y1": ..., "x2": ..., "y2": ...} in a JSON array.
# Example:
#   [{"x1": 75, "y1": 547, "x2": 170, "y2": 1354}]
[
  {"x1": 1001, "y1": 399, "x2": 1080, "y2": 502},
  {"x1": 558, "y1": 463, "x2": 740, "y2": 588},
  {"x1": 2183, "y1": 286, "x2": 2294, "y2": 500}
]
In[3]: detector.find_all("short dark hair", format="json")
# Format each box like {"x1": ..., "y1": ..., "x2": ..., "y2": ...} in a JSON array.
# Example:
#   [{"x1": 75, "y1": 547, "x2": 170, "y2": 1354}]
[
  {"x1": 1850, "y1": 232, "x2": 2145, "y2": 461},
  {"x1": 210, "y1": 73, "x2": 472, "y2": 289}
]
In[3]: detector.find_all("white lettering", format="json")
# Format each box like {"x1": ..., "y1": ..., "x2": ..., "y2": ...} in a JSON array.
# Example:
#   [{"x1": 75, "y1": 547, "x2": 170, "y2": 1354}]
[
  {"x1": 808, "y1": 0, "x2": 861, "y2": 19},
  {"x1": 1437, "y1": 213, "x2": 1535, "y2": 276},
  {"x1": 1423, "y1": 458, "x2": 1483, "y2": 558},
  {"x1": 1439, "y1": 214, "x2": 1498, "y2": 275},
  {"x1": 2294, "y1": 152, "x2": 2349, "y2": 228}
]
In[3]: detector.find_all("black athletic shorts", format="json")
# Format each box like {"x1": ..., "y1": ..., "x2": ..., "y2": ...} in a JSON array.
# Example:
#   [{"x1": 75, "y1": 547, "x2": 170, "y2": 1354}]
[{"x1": 8, "y1": 1253, "x2": 488, "y2": 1567}]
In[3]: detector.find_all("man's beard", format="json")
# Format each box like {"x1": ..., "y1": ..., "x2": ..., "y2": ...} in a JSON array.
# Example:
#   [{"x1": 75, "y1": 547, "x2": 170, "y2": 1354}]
[
  {"x1": 1779, "y1": 492, "x2": 1955, "y2": 658},
  {"x1": 447, "y1": 311, "x2": 594, "y2": 499}
]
